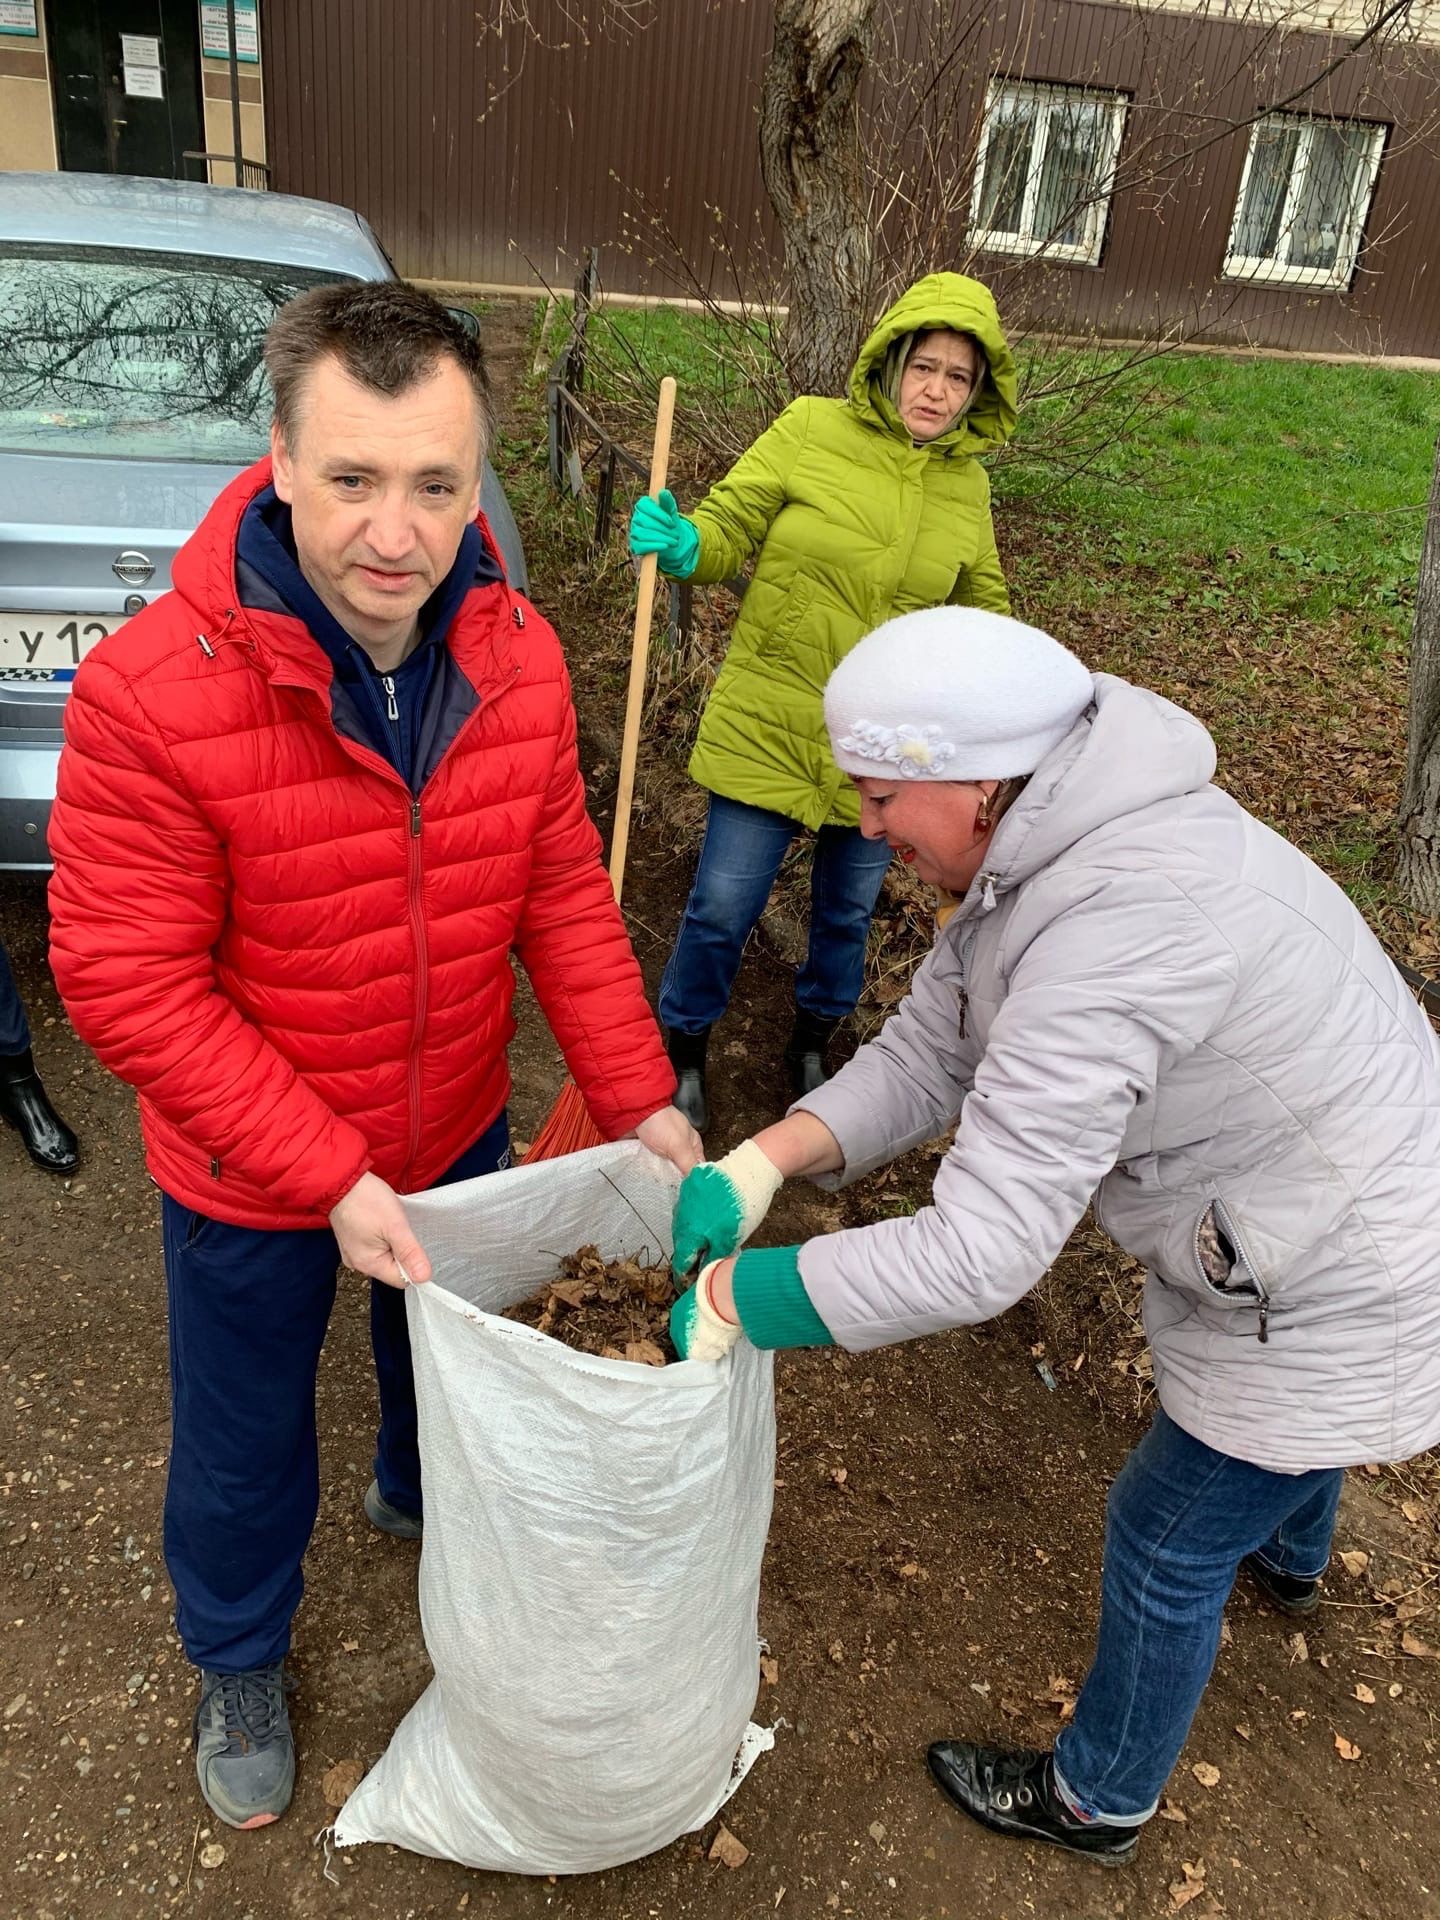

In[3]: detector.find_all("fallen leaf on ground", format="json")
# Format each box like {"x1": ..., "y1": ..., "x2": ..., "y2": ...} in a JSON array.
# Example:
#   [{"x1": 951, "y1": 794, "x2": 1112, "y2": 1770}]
[
  {"x1": 709, "y1": 1825, "x2": 749, "y2": 1868},
  {"x1": 1334, "y1": 1733, "x2": 1361, "y2": 1761},
  {"x1": 1339, "y1": 1550, "x2": 1371, "y2": 1578},
  {"x1": 759, "y1": 1655, "x2": 779, "y2": 1686},
  {"x1": 322, "y1": 1759, "x2": 365, "y2": 1809},
  {"x1": 1234, "y1": 1722, "x2": 1252, "y2": 1740},
  {"x1": 1191, "y1": 1761, "x2": 1221, "y2": 1789},
  {"x1": 1158, "y1": 1797, "x2": 1188, "y2": 1824},
  {"x1": 1287, "y1": 1631, "x2": 1309, "y2": 1663},
  {"x1": 1168, "y1": 1858, "x2": 1208, "y2": 1911},
  {"x1": 1400, "y1": 1631, "x2": 1434, "y2": 1658},
  {"x1": 829, "y1": 1466, "x2": 848, "y2": 1486},
  {"x1": 1355, "y1": 1683, "x2": 1377, "y2": 1704},
  {"x1": 1401, "y1": 1500, "x2": 1424, "y2": 1525}
]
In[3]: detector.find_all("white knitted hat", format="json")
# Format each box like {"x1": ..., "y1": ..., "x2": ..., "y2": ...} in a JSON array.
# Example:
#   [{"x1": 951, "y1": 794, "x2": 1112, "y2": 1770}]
[{"x1": 825, "y1": 607, "x2": 1094, "y2": 782}]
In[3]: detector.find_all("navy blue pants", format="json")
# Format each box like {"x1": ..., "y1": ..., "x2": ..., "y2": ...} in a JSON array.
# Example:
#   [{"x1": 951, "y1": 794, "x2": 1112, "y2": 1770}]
[
  {"x1": 160, "y1": 1113, "x2": 511, "y2": 1673},
  {"x1": 0, "y1": 938, "x2": 32, "y2": 1055}
]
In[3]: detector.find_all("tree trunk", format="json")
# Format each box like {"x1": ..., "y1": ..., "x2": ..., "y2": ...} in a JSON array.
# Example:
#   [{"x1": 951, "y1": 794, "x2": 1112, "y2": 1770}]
[
  {"x1": 1397, "y1": 434, "x2": 1440, "y2": 914},
  {"x1": 758, "y1": 0, "x2": 882, "y2": 397}
]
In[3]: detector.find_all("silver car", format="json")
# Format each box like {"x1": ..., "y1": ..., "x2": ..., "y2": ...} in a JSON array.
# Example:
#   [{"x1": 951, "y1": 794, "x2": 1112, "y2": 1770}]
[{"x1": 0, "y1": 171, "x2": 527, "y2": 870}]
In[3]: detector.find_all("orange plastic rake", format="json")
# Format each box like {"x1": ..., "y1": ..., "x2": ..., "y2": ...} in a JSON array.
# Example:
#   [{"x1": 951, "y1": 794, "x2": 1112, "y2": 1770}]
[{"x1": 524, "y1": 374, "x2": 677, "y2": 1163}]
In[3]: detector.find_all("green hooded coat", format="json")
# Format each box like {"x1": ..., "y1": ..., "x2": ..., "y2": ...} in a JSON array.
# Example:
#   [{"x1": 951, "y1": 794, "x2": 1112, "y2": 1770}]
[{"x1": 684, "y1": 273, "x2": 1017, "y2": 830}]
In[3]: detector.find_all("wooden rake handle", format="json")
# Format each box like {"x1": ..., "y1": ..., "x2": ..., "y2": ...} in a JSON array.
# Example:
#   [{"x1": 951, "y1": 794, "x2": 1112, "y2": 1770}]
[{"x1": 607, "y1": 374, "x2": 677, "y2": 905}]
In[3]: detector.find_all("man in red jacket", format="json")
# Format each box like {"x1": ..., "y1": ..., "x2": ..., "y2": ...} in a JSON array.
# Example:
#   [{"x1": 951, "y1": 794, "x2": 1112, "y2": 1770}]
[{"x1": 47, "y1": 282, "x2": 695, "y2": 1831}]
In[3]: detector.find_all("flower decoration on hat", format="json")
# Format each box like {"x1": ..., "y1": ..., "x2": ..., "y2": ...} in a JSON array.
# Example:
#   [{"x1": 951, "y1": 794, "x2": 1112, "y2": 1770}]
[{"x1": 836, "y1": 719, "x2": 956, "y2": 779}]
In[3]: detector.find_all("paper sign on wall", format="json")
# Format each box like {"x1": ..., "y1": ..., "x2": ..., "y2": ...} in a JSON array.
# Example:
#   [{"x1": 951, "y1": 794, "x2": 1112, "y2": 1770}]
[
  {"x1": 124, "y1": 64, "x2": 165, "y2": 99},
  {"x1": 0, "y1": 2, "x2": 38, "y2": 38},
  {"x1": 200, "y1": 0, "x2": 259, "y2": 62},
  {"x1": 120, "y1": 33, "x2": 160, "y2": 65}
]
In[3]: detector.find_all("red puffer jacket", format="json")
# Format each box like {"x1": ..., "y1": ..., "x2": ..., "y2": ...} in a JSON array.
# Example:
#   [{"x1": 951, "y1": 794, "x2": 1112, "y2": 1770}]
[{"x1": 47, "y1": 461, "x2": 675, "y2": 1229}]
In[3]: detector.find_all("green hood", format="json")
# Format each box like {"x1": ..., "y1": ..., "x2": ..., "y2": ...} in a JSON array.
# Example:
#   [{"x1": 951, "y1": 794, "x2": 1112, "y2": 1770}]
[{"x1": 848, "y1": 272, "x2": 1018, "y2": 456}]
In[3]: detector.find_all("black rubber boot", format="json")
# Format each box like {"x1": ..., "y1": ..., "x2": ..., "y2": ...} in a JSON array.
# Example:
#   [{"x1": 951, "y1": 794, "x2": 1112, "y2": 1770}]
[
  {"x1": 1242, "y1": 1551, "x2": 1321, "y2": 1616},
  {"x1": 665, "y1": 1027, "x2": 710, "y2": 1133},
  {"x1": 783, "y1": 1011, "x2": 840, "y2": 1101},
  {"x1": 0, "y1": 1048, "x2": 79, "y2": 1174},
  {"x1": 927, "y1": 1741, "x2": 1141, "y2": 1866}
]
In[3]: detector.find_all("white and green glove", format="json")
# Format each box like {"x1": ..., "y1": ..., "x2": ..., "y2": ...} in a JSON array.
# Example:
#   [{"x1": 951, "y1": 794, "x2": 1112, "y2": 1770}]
[
  {"x1": 668, "y1": 1260, "x2": 741, "y2": 1361},
  {"x1": 670, "y1": 1139, "x2": 784, "y2": 1277}
]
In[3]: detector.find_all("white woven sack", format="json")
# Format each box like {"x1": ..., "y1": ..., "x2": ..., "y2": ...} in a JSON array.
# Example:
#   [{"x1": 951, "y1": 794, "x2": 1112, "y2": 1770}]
[{"x1": 334, "y1": 1140, "x2": 776, "y2": 1873}]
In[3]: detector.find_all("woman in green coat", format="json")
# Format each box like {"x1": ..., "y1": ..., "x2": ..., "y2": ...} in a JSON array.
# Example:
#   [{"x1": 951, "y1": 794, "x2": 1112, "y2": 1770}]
[{"x1": 629, "y1": 273, "x2": 1017, "y2": 1129}]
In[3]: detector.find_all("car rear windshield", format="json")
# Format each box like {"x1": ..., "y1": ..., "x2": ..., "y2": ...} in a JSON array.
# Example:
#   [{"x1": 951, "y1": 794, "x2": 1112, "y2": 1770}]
[{"x1": 0, "y1": 243, "x2": 350, "y2": 462}]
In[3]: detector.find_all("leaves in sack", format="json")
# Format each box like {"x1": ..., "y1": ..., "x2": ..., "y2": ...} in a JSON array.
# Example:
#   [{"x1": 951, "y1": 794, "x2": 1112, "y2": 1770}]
[{"x1": 502, "y1": 1245, "x2": 679, "y2": 1363}]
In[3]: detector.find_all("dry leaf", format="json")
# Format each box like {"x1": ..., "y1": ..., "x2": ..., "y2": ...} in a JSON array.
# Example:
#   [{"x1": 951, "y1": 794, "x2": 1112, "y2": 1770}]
[
  {"x1": 322, "y1": 1759, "x2": 365, "y2": 1809},
  {"x1": 1354, "y1": 1683, "x2": 1377, "y2": 1704},
  {"x1": 1288, "y1": 1632, "x2": 1310, "y2": 1663},
  {"x1": 709, "y1": 1824, "x2": 749, "y2": 1869},
  {"x1": 1234, "y1": 1722, "x2": 1252, "y2": 1740},
  {"x1": 1394, "y1": 1595, "x2": 1429, "y2": 1624},
  {"x1": 1339, "y1": 1550, "x2": 1370, "y2": 1578},
  {"x1": 1400, "y1": 1631, "x2": 1434, "y2": 1658},
  {"x1": 1191, "y1": 1761, "x2": 1221, "y2": 1789},
  {"x1": 1334, "y1": 1733, "x2": 1361, "y2": 1762},
  {"x1": 1400, "y1": 1500, "x2": 1424, "y2": 1525},
  {"x1": 1158, "y1": 1797, "x2": 1189, "y2": 1824},
  {"x1": 624, "y1": 1338, "x2": 666, "y2": 1368},
  {"x1": 1168, "y1": 1859, "x2": 1208, "y2": 1911},
  {"x1": 340, "y1": 1638, "x2": 360, "y2": 1654},
  {"x1": 829, "y1": 1466, "x2": 848, "y2": 1487},
  {"x1": 1361, "y1": 1463, "x2": 1382, "y2": 1477},
  {"x1": 759, "y1": 1655, "x2": 779, "y2": 1686}
]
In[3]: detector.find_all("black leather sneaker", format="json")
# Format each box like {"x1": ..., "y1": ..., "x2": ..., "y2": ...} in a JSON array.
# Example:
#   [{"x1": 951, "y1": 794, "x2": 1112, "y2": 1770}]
[
  {"x1": 927, "y1": 1741, "x2": 1140, "y2": 1865},
  {"x1": 1242, "y1": 1551, "x2": 1321, "y2": 1615},
  {"x1": 783, "y1": 1012, "x2": 839, "y2": 1101}
]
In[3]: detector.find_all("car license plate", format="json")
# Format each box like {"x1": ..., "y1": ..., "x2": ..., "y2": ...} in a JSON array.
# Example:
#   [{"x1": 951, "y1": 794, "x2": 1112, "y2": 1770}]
[{"x1": 0, "y1": 612, "x2": 126, "y2": 676}]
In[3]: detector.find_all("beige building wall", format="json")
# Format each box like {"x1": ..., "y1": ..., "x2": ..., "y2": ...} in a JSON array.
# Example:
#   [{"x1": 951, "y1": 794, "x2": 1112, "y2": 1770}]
[
  {"x1": 201, "y1": 69, "x2": 268, "y2": 186},
  {"x1": 1077, "y1": 0, "x2": 1440, "y2": 44},
  {"x1": 0, "y1": 6, "x2": 57, "y2": 172}
]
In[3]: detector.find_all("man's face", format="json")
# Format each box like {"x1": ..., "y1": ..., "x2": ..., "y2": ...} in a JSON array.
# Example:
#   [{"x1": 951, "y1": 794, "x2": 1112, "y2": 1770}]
[{"x1": 270, "y1": 353, "x2": 483, "y2": 661}]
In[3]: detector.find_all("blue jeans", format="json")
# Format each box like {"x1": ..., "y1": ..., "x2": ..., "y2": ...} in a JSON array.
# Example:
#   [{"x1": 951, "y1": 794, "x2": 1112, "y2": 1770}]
[
  {"x1": 0, "y1": 938, "x2": 31, "y2": 1055},
  {"x1": 160, "y1": 1112, "x2": 511, "y2": 1673},
  {"x1": 659, "y1": 794, "x2": 893, "y2": 1034},
  {"x1": 1053, "y1": 1409, "x2": 1344, "y2": 1823}
]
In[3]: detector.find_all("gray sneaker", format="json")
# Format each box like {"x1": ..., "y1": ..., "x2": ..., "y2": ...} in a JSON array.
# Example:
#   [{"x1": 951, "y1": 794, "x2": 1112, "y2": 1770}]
[
  {"x1": 194, "y1": 1663, "x2": 295, "y2": 1829},
  {"x1": 363, "y1": 1478, "x2": 423, "y2": 1539}
]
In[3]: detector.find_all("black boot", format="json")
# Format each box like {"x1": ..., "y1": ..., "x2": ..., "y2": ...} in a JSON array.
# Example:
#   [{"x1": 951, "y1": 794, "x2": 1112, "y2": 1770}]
[
  {"x1": 0, "y1": 1048, "x2": 80, "y2": 1175},
  {"x1": 664, "y1": 1027, "x2": 710, "y2": 1134},
  {"x1": 927, "y1": 1741, "x2": 1140, "y2": 1866},
  {"x1": 783, "y1": 1011, "x2": 840, "y2": 1101}
]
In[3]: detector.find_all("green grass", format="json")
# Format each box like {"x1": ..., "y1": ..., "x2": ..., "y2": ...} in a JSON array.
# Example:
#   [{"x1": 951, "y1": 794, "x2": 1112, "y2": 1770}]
[{"x1": 1005, "y1": 352, "x2": 1439, "y2": 641}]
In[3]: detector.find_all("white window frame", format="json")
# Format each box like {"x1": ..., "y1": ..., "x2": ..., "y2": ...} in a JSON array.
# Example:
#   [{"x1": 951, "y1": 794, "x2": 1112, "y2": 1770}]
[
  {"x1": 968, "y1": 81, "x2": 1128, "y2": 268},
  {"x1": 1222, "y1": 113, "x2": 1386, "y2": 292}
]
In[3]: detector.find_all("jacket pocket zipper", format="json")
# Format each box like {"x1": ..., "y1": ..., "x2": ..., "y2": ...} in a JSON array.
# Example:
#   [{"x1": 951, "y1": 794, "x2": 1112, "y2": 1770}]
[{"x1": 1194, "y1": 1197, "x2": 1272, "y2": 1344}]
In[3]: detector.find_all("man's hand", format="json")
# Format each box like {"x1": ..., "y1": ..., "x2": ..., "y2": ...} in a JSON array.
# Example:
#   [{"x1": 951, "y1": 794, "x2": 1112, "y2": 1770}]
[
  {"x1": 671, "y1": 1139, "x2": 784, "y2": 1277},
  {"x1": 670, "y1": 1258, "x2": 741, "y2": 1361},
  {"x1": 633, "y1": 1104, "x2": 703, "y2": 1175},
  {"x1": 330, "y1": 1172, "x2": 432, "y2": 1290}
]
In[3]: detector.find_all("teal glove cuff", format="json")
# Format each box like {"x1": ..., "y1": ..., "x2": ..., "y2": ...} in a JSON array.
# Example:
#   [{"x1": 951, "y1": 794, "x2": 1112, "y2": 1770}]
[
  {"x1": 665, "y1": 515, "x2": 701, "y2": 580},
  {"x1": 627, "y1": 490, "x2": 701, "y2": 579},
  {"x1": 731, "y1": 1245, "x2": 835, "y2": 1351}
]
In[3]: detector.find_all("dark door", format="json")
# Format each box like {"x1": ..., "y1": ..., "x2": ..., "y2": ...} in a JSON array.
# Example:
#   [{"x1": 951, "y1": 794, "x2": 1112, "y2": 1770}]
[{"x1": 46, "y1": 0, "x2": 203, "y2": 178}]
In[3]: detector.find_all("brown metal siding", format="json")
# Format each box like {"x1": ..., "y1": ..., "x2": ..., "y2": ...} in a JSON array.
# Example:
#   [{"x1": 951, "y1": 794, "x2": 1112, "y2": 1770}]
[{"x1": 263, "y1": 0, "x2": 1440, "y2": 357}]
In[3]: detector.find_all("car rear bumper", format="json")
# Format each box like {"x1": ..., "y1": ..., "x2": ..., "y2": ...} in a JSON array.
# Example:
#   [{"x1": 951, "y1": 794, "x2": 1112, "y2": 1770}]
[{"x1": 0, "y1": 741, "x2": 59, "y2": 870}]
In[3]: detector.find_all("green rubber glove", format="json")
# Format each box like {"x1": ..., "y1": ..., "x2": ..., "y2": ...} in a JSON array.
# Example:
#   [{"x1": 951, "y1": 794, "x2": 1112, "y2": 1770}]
[
  {"x1": 671, "y1": 1140, "x2": 784, "y2": 1278},
  {"x1": 628, "y1": 489, "x2": 700, "y2": 578},
  {"x1": 669, "y1": 1260, "x2": 741, "y2": 1362}
]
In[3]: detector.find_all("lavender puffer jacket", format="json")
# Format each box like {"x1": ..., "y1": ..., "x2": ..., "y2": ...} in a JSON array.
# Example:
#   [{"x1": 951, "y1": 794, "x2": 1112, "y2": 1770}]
[{"x1": 795, "y1": 675, "x2": 1440, "y2": 1472}]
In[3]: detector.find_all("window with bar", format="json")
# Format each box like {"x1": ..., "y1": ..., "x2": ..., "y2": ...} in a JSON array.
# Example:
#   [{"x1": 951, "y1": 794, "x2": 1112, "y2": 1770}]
[
  {"x1": 1223, "y1": 114, "x2": 1386, "y2": 291},
  {"x1": 969, "y1": 82, "x2": 1128, "y2": 267}
]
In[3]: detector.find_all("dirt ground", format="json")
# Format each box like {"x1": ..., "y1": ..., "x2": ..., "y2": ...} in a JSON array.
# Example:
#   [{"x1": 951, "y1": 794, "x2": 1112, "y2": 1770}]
[{"x1": 2, "y1": 303, "x2": 1438, "y2": 1920}]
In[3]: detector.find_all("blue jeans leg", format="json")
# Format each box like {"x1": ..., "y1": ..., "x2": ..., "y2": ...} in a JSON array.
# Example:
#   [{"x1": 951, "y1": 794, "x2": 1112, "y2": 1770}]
[
  {"x1": 1052, "y1": 1409, "x2": 1344, "y2": 1824},
  {"x1": 369, "y1": 1111, "x2": 513, "y2": 1516},
  {"x1": 658, "y1": 795, "x2": 796, "y2": 1034},
  {"x1": 798, "y1": 825, "x2": 892, "y2": 1021},
  {"x1": 0, "y1": 938, "x2": 33, "y2": 1055}
]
